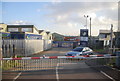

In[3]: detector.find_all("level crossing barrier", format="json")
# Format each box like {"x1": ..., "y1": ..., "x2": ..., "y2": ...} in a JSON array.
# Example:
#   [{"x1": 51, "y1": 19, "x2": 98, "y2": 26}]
[{"x1": 1, "y1": 54, "x2": 117, "y2": 72}]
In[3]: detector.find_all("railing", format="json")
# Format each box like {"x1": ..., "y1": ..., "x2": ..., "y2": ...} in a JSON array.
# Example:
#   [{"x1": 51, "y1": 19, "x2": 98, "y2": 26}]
[
  {"x1": 2, "y1": 56, "x2": 83, "y2": 71},
  {"x1": 1, "y1": 55, "x2": 117, "y2": 72}
]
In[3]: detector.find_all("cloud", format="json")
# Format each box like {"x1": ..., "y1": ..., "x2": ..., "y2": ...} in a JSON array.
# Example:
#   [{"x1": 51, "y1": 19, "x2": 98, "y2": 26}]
[
  {"x1": 52, "y1": 0, "x2": 61, "y2": 4},
  {"x1": 44, "y1": 2, "x2": 118, "y2": 36},
  {"x1": 37, "y1": 9, "x2": 41, "y2": 12}
]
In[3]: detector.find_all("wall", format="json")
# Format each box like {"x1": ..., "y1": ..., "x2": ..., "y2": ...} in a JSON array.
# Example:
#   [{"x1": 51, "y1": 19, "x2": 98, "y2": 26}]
[
  {"x1": 43, "y1": 40, "x2": 52, "y2": 50},
  {"x1": 0, "y1": 24, "x2": 7, "y2": 32},
  {"x1": 33, "y1": 27, "x2": 39, "y2": 34},
  {"x1": 24, "y1": 40, "x2": 44, "y2": 56},
  {"x1": 2, "y1": 39, "x2": 52, "y2": 57},
  {"x1": 40, "y1": 32, "x2": 48, "y2": 40}
]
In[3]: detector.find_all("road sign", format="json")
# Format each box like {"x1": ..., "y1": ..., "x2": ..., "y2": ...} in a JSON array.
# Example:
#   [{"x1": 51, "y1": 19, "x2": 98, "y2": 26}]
[{"x1": 80, "y1": 29, "x2": 88, "y2": 46}]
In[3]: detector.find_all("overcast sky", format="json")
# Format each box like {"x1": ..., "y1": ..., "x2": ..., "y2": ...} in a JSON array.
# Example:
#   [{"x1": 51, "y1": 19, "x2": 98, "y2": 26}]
[{"x1": 1, "y1": 1, "x2": 119, "y2": 36}]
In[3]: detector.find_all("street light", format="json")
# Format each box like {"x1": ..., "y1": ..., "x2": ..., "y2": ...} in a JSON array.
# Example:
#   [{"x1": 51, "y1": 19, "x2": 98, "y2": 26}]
[
  {"x1": 84, "y1": 15, "x2": 89, "y2": 29},
  {"x1": 89, "y1": 17, "x2": 92, "y2": 47}
]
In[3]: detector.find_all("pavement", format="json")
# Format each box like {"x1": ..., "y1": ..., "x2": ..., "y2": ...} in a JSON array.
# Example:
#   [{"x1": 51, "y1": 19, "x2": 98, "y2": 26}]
[{"x1": 2, "y1": 48, "x2": 119, "y2": 81}]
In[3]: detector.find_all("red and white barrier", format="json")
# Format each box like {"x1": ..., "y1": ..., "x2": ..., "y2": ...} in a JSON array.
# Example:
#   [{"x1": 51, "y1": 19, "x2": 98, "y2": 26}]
[
  {"x1": 0, "y1": 54, "x2": 115, "y2": 60},
  {"x1": 82, "y1": 54, "x2": 112, "y2": 57}
]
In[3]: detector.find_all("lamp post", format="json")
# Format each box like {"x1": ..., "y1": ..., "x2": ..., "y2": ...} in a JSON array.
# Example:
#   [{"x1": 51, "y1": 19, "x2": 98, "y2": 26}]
[
  {"x1": 110, "y1": 24, "x2": 113, "y2": 53},
  {"x1": 84, "y1": 15, "x2": 89, "y2": 29},
  {"x1": 89, "y1": 17, "x2": 92, "y2": 47}
]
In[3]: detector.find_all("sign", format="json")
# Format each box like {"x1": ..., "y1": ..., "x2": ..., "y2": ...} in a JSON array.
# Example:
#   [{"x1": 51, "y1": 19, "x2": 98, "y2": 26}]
[
  {"x1": 64, "y1": 36, "x2": 80, "y2": 42},
  {"x1": 80, "y1": 29, "x2": 88, "y2": 37},
  {"x1": 80, "y1": 29, "x2": 88, "y2": 46}
]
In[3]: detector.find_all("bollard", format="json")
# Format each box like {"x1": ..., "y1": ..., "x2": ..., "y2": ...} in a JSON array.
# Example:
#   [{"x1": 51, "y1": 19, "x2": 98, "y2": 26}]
[{"x1": 116, "y1": 51, "x2": 120, "y2": 69}]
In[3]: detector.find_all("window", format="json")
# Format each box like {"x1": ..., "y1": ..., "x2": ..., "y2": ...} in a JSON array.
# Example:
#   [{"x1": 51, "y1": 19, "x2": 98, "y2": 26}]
[
  {"x1": 21, "y1": 28, "x2": 32, "y2": 32},
  {"x1": 8, "y1": 28, "x2": 18, "y2": 32},
  {"x1": 73, "y1": 48, "x2": 83, "y2": 52}
]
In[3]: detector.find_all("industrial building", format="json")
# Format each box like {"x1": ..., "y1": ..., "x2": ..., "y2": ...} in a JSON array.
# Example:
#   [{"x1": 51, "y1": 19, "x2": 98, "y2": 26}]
[{"x1": 0, "y1": 24, "x2": 53, "y2": 57}]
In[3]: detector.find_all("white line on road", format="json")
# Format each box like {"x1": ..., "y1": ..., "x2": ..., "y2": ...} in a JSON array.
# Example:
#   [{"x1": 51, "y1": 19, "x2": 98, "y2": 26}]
[
  {"x1": 55, "y1": 63, "x2": 78, "y2": 81},
  {"x1": 100, "y1": 71, "x2": 116, "y2": 81},
  {"x1": 13, "y1": 72, "x2": 22, "y2": 81},
  {"x1": 56, "y1": 63, "x2": 59, "y2": 81}
]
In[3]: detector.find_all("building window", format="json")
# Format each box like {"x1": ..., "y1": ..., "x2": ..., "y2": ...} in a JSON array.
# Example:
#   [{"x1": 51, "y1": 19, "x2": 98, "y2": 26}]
[
  {"x1": 21, "y1": 28, "x2": 32, "y2": 32},
  {"x1": 8, "y1": 28, "x2": 18, "y2": 32}
]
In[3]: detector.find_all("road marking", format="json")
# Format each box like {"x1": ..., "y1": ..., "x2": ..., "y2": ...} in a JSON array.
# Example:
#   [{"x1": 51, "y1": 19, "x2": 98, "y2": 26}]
[
  {"x1": 100, "y1": 71, "x2": 116, "y2": 81},
  {"x1": 13, "y1": 72, "x2": 22, "y2": 81},
  {"x1": 56, "y1": 63, "x2": 59, "y2": 81},
  {"x1": 56, "y1": 63, "x2": 77, "y2": 81}
]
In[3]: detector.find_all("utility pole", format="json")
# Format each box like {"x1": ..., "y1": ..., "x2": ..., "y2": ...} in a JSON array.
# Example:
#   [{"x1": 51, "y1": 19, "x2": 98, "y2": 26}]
[
  {"x1": 90, "y1": 17, "x2": 92, "y2": 47},
  {"x1": 110, "y1": 24, "x2": 113, "y2": 52}
]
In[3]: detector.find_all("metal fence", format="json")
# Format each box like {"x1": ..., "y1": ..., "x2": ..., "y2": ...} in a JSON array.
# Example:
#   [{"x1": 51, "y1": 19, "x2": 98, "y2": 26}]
[
  {"x1": 85, "y1": 56, "x2": 117, "y2": 67},
  {"x1": 2, "y1": 56, "x2": 82, "y2": 72},
  {"x1": 2, "y1": 55, "x2": 117, "y2": 72},
  {"x1": 2, "y1": 39, "x2": 52, "y2": 57}
]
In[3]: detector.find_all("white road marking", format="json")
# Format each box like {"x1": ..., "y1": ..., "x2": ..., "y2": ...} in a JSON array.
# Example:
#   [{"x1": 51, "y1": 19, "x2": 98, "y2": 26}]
[
  {"x1": 56, "y1": 63, "x2": 59, "y2": 81},
  {"x1": 55, "y1": 63, "x2": 78, "y2": 81},
  {"x1": 100, "y1": 71, "x2": 116, "y2": 81},
  {"x1": 13, "y1": 72, "x2": 22, "y2": 81}
]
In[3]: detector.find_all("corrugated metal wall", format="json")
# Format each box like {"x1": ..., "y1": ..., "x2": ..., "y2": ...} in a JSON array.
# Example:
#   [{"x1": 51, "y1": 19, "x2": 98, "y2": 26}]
[{"x1": 2, "y1": 39, "x2": 52, "y2": 57}]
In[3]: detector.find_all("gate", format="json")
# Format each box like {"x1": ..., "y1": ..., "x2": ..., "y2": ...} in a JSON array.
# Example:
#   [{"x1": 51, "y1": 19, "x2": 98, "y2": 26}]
[
  {"x1": 2, "y1": 56, "x2": 84, "y2": 72},
  {"x1": 1, "y1": 55, "x2": 117, "y2": 72}
]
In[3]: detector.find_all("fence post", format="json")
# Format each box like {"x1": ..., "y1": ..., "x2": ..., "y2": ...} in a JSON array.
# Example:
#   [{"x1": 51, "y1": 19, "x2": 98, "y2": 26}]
[
  {"x1": 5, "y1": 45, "x2": 7, "y2": 57},
  {"x1": 9, "y1": 44, "x2": 11, "y2": 57},
  {"x1": 116, "y1": 52, "x2": 120, "y2": 69},
  {"x1": 2, "y1": 45, "x2": 4, "y2": 57},
  {"x1": 13, "y1": 44, "x2": 15, "y2": 57}
]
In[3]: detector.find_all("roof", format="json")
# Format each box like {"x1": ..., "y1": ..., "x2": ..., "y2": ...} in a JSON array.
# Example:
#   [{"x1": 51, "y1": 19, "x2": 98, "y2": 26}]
[
  {"x1": 46, "y1": 32, "x2": 50, "y2": 34},
  {"x1": 7, "y1": 25, "x2": 39, "y2": 32},
  {"x1": 7, "y1": 25, "x2": 34, "y2": 28},
  {"x1": 39, "y1": 30, "x2": 44, "y2": 34}
]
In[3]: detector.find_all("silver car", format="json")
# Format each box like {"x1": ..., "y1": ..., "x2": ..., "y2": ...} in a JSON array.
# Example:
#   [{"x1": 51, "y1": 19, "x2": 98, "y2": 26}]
[{"x1": 66, "y1": 47, "x2": 93, "y2": 56}]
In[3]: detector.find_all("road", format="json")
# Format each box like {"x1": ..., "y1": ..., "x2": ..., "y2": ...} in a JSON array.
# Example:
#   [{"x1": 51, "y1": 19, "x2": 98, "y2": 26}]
[{"x1": 2, "y1": 48, "x2": 116, "y2": 81}]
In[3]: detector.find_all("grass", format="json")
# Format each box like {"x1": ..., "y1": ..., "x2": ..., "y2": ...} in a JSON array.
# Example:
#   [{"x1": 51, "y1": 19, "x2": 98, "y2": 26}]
[
  {"x1": 2, "y1": 60, "x2": 22, "y2": 71},
  {"x1": 96, "y1": 58, "x2": 116, "y2": 67},
  {"x1": 93, "y1": 49, "x2": 105, "y2": 53}
]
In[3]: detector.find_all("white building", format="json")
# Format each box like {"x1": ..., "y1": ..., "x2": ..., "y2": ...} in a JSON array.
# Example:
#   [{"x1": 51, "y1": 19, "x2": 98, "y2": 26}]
[{"x1": 99, "y1": 30, "x2": 115, "y2": 47}]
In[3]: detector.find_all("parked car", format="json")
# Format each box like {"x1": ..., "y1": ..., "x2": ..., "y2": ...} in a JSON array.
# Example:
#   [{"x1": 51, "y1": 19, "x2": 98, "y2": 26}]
[{"x1": 65, "y1": 47, "x2": 93, "y2": 56}]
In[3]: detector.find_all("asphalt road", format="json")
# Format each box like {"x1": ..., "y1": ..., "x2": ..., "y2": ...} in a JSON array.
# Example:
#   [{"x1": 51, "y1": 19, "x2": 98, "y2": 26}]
[{"x1": 2, "y1": 48, "x2": 116, "y2": 81}]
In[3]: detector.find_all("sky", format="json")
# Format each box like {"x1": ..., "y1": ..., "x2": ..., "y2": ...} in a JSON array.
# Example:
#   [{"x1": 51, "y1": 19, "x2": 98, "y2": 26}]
[{"x1": 1, "y1": 0, "x2": 119, "y2": 36}]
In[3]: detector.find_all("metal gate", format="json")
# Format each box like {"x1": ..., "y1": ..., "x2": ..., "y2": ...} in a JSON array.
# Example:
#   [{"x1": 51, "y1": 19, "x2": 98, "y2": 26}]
[
  {"x1": 1, "y1": 55, "x2": 117, "y2": 72},
  {"x1": 2, "y1": 56, "x2": 84, "y2": 72}
]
